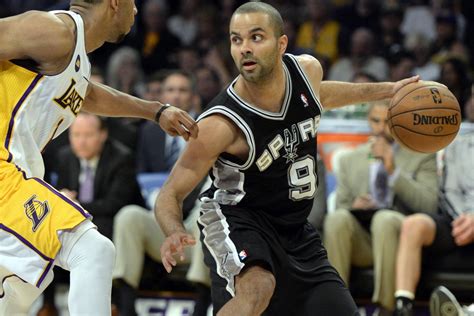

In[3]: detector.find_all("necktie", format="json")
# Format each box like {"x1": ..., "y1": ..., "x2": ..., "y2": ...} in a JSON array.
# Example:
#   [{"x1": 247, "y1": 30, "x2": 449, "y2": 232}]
[
  {"x1": 374, "y1": 163, "x2": 388, "y2": 207},
  {"x1": 79, "y1": 165, "x2": 94, "y2": 203},
  {"x1": 165, "y1": 137, "x2": 181, "y2": 170}
]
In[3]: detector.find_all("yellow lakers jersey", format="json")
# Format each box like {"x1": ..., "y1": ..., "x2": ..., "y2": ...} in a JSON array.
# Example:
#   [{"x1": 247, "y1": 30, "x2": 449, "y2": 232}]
[{"x1": 0, "y1": 10, "x2": 90, "y2": 179}]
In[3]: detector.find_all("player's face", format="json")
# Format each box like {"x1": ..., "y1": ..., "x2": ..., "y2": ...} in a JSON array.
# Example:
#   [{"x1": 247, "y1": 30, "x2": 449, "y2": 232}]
[
  {"x1": 161, "y1": 74, "x2": 194, "y2": 112},
  {"x1": 229, "y1": 13, "x2": 286, "y2": 83},
  {"x1": 368, "y1": 104, "x2": 393, "y2": 141},
  {"x1": 111, "y1": 0, "x2": 137, "y2": 43},
  {"x1": 69, "y1": 115, "x2": 107, "y2": 160}
]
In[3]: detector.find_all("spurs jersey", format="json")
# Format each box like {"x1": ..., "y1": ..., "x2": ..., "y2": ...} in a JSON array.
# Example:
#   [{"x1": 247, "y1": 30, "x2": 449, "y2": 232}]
[
  {"x1": 199, "y1": 54, "x2": 322, "y2": 227},
  {"x1": 0, "y1": 10, "x2": 90, "y2": 179}
]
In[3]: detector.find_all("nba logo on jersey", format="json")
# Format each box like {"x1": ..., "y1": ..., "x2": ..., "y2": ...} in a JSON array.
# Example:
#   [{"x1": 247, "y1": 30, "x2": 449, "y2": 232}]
[
  {"x1": 75, "y1": 55, "x2": 81, "y2": 72},
  {"x1": 24, "y1": 195, "x2": 50, "y2": 232},
  {"x1": 238, "y1": 250, "x2": 248, "y2": 261},
  {"x1": 300, "y1": 93, "x2": 309, "y2": 107}
]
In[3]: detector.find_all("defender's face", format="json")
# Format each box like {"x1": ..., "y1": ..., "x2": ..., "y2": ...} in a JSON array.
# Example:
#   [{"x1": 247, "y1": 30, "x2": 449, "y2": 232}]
[
  {"x1": 229, "y1": 13, "x2": 283, "y2": 83},
  {"x1": 112, "y1": 0, "x2": 137, "y2": 43}
]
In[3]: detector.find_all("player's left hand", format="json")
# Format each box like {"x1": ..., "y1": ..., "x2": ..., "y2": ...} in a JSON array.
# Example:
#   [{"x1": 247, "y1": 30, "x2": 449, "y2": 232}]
[
  {"x1": 158, "y1": 105, "x2": 199, "y2": 141},
  {"x1": 160, "y1": 231, "x2": 196, "y2": 273},
  {"x1": 452, "y1": 213, "x2": 474, "y2": 246},
  {"x1": 391, "y1": 75, "x2": 420, "y2": 96}
]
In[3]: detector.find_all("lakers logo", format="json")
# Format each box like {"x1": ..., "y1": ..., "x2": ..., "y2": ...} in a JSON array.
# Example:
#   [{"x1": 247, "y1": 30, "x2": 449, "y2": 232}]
[
  {"x1": 430, "y1": 88, "x2": 442, "y2": 104},
  {"x1": 24, "y1": 195, "x2": 50, "y2": 232},
  {"x1": 54, "y1": 79, "x2": 84, "y2": 115}
]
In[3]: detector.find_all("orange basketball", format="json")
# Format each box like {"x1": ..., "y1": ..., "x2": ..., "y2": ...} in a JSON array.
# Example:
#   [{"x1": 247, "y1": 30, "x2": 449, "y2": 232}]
[{"x1": 388, "y1": 82, "x2": 461, "y2": 153}]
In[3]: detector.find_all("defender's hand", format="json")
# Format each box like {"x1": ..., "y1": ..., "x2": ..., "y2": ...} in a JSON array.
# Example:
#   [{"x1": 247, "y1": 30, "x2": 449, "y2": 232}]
[
  {"x1": 158, "y1": 106, "x2": 198, "y2": 141},
  {"x1": 160, "y1": 232, "x2": 196, "y2": 273}
]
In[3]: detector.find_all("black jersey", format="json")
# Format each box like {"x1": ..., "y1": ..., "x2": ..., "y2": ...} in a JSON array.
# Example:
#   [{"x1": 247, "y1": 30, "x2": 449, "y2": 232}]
[{"x1": 198, "y1": 54, "x2": 323, "y2": 228}]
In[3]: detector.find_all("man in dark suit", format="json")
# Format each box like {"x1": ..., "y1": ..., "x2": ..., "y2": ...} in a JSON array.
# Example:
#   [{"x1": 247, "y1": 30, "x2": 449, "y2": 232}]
[
  {"x1": 37, "y1": 113, "x2": 144, "y2": 315},
  {"x1": 56, "y1": 113, "x2": 144, "y2": 239}
]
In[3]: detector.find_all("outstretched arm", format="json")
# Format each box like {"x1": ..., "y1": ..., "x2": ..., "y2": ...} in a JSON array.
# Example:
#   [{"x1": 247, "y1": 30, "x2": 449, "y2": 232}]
[
  {"x1": 82, "y1": 81, "x2": 198, "y2": 140},
  {"x1": 295, "y1": 54, "x2": 419, "y2": 110},
  {"x1": 155, "y1": 115, "x2": 238, "y2": 272},
  {"x1": 320, "y1": 78, "x2": 419, "y2": 109}
]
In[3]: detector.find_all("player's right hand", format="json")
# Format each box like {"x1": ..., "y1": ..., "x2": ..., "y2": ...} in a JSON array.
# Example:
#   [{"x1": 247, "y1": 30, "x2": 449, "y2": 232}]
[
  {"x1": 160, "y1": 231, "x2": 196, "y2": 273},
  {"x1": 158, "y1": 105, "x2": 198, "y2": 141}
]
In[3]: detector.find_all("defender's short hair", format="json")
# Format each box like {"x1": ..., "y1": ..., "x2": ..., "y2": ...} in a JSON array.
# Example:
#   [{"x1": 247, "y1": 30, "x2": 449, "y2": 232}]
[
  {"x1": 232, "y1": 2, "x2": 284, "y2": 37},
  {"x1": 70, "y1": 0, "x2": 102, "y2": 5}
]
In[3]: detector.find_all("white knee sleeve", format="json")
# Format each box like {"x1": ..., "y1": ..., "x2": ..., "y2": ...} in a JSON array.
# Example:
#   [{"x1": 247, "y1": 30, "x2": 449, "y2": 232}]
[{"x1": 58, "y1": 227, "x2": 115, "y2": 316}]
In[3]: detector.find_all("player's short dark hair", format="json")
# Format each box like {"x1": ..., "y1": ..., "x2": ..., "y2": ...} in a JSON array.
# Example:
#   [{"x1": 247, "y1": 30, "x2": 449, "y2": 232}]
[
  {"x1": 233, "y1": 2, "x2": 284, "y2": 37},
  {"x1": 70, "y1": 0, "x2": 102, "y2": 5}
]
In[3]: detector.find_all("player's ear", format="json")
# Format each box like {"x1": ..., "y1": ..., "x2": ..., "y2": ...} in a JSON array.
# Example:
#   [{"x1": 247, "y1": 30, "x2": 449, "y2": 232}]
[
  {"x1": 278, "y1": 35, "x2": 288, "y2": 55},
  {"x1": 109, "y1": 0, "x2": 119, "y2": 13}
]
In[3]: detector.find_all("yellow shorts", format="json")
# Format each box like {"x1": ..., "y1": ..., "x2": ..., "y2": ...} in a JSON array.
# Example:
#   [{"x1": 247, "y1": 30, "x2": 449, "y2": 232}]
[{"x1": 0, "y1": 161, "x2": 91, "y2": 287}]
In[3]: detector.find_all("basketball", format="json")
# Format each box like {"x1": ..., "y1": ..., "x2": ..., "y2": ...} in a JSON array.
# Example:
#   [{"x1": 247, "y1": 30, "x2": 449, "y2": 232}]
[{"x1": 388, "y1": 82, "x2": 461, "y2": 153}]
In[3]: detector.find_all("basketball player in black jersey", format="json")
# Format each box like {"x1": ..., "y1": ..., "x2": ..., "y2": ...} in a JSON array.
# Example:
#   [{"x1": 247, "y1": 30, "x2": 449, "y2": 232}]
[{"x1": 155, "y1": 2, "x2": 418, "y2": 315}]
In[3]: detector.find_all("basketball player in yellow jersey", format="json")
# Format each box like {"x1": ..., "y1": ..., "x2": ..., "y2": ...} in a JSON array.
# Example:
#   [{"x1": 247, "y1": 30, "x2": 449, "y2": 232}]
[{"x1": 0, "y1": 0, "x2": 197, "y2": 314}]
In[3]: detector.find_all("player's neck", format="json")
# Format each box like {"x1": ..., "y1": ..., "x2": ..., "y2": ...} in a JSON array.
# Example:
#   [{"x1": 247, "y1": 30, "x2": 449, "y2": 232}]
[
  {"x1": 235, "y1": 63, "x2": 286, "y2": 113},
  {"x1": 70, "y1": 6, "x2": 107, "y2": 53}
]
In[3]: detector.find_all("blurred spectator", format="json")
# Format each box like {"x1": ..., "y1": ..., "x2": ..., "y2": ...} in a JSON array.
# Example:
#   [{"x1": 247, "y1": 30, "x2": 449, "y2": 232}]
[
  {"x1": 465, "y1": 92, "x2": 474, "y2": 123},
  {"x1": 112, "y1": 70, "x2": 208, "y2": 316},
  {"x1": 104, "y1": 47, "x2": 147, "y2": 151},
  {"x1": 378, "y1": 3, "x2": 404, "y2": 60},
  {"x1": 404, "y1": 33, "x2": 440, "y2": 81},
  {"x1": 335, "y1": 0, "x2": 381, "y2": 56},
  {"x1": 136, "y1": 70, "x2": 197, "y2": 173},
  {"x1": 295, "y1": 0, "x2": 340, "y2": 63},
  {"x1": 192, "y1": 5, "x2": 221, "y2": 53},
  {"x1": 143, "y1": 70, "x2": 168, "y2": 101},
  {"x1": 176, "y1": 45, "x2": 201, "y2": 73},
  {"x1": 202, "y1": 46, "x2": 232, "y2": 87},
  {"x1": 431, "y1": 11, "x2": 469, "y2": 63},
  {"x1": 401, "y1": 0, "x2": 437, "y2": 42},
  {"x1": 57, "y1": 113, "x2": 144, "y2": 239},
  {"x1": 126, "y1": 0, "x2": 180, "y2": 74},
  {"x1": 328, "y1": 28, "x2": 389, "y2": 82},
  {"x1": 438, "y1": 57, "x2": 472, "y2": 119},
  {"x1": 106, "y1": 46, "x2": 146, "y2": 97},
  {"x1": 324, "y1": 100, "x2": 438, "y2": 314},
  {"x1": 195, "y1": 66, "x2": 222, "y2": 110},
  {"x1": 167, "y1": 0, "x2": 199, "y2": 46},
  {"x1": 0, "y1": 0, "x2": 58, "y2": 16},
  {"x1": 389, "y1": 51, "x2": 416, "y2": 82},
  {"x1": 394, "y1": 129, "x2": 474, "y2": 316}
]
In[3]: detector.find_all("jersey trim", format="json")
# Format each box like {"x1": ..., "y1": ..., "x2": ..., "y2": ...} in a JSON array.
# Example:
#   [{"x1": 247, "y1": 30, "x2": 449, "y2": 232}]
[
  {"x1": 286, "y1": 54, "x2": 324, "y2": 112},
  {"x1": 4, "y1": 74, "x2": 43, "y2": 162},
  {"x1": 226, "y1": 63, "x2": 292, "y2": 120},
  {"x1": 0, "y1": 224, "x2": 54, "y2": 287},
  {"x1": 198, "y1": 106, "x2": 256, "y2": 170}
]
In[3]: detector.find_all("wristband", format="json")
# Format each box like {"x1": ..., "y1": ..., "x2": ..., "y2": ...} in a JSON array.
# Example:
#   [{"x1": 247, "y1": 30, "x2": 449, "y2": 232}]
[{"x1": 154, "y1": 104, "x2": 171, "y2": 124}]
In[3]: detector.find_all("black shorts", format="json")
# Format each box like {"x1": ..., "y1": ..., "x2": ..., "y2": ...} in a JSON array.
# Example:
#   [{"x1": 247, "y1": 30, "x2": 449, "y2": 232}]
[
  {"x1": 198, "y1": 203, "x2": 359, "y2": 315},
  {"x1": 424, "y1": 213, "x2": 474, "y2": 254}
]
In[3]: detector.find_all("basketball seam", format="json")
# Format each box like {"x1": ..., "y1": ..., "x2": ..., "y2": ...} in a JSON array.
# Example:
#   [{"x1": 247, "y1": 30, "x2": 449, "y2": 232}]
[
  {"x1": 391, "y1": 125, "x2": 459, "y2": 137},
  {"x1": 390, "y1": 107, "x2": 461, "y2": 120},
  {"x1": 390, "y1": 84, "x2": 442, "y2": 110}
]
